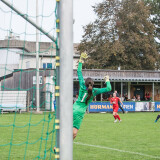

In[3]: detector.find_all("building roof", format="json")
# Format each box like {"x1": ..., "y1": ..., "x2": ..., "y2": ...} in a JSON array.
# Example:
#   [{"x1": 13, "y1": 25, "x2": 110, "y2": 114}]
[
  {"x1": 0, "y1": 73, "x2": 13, "y2": 81},
  {"x1": 0, "y1": 68, "x2": 159, "y2": 82},
  {"x1": 73, "y1": 69, "x2": 160, "y2": 82},
  {"x1": 0, "y1": 39, "x2": 54, "y2": 53},
  {"x1": 0, "y1": 39, "x2": 80, "y2": 56}
]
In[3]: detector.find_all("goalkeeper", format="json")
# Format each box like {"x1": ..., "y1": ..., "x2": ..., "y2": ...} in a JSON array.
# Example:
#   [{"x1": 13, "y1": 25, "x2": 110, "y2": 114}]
[{"x1": 73, "y1": 52, "x2": 112, "y2": 139}]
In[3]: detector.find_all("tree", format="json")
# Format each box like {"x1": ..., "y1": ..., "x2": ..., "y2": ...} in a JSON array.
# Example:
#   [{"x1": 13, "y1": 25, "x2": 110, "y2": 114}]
[
  {"x1": 144, "y1": 0, "x2": 160, "y2": 68},
  {"x1": 144, "y1": 0, "x2": 160, "y2": 44},
  {"x1": 117, "y1": 0, "x2": 158, "y2": 70},
  {"x1": 78, "y1": 0, "x2": 159, "y2": 70}
]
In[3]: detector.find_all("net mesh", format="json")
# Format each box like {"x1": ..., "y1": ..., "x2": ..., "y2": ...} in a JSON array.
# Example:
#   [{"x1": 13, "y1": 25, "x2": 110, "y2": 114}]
[{"x1": 0, "y1": 0, "x2": 58, "y2": 159}]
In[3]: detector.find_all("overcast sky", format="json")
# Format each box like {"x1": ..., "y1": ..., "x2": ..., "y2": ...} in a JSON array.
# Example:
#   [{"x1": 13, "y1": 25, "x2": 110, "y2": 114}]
[
  {"x1": 0, "y1": 0, "x2": 103, "y2": 43},
  {"x1": 74, "y1": 0, "x2": 102, "y2": 43}
]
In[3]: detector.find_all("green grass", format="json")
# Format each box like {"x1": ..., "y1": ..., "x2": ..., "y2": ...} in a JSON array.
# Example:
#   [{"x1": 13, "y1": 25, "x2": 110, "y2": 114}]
[
  {"x1": 0, "y1": 112, "x2": 160, "y2": 160},
  {"x1": 0, "y1": 112, "x2": 56, "y2": 160},
  {"x1": 74, "y1": 112, "x2": 160, "y2": 160}
]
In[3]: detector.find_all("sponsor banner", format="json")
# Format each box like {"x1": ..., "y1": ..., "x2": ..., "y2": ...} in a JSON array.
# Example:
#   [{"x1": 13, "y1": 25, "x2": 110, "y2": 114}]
[
  {"x1": 88, "y1": 102, "x2": 135, "y2": 112},
  {"x1": 135, "y1": 102, "x2": 155, "y2": 111},
  {"x1": 89, "y1": 102, "x2": 113, "y2": 112},
  {"x1": 122, "y1": 102, "x2": 135, "y2": 112},
  {"x1": 155, "y1": 102, "x2": 160, "y2": 111}
]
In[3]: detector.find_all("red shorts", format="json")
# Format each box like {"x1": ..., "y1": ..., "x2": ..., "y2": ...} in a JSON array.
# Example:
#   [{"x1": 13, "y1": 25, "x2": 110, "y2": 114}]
[{"x1": 113, "y1": 106, "x2": 119, "y2": 112}]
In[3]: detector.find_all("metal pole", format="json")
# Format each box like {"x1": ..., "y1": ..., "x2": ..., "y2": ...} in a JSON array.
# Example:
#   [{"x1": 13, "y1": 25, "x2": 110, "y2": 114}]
[
  {"x1": 101, "y1": 81, "x2": 102, "y2": 101},
  {"x1": 153, "y1": 82, "x2": 154, "y2": 101},
  {"x1": 59, "y1": 0, "x2": 73, "y2": 159},
  {"x1": 1, "y1": 0, "x2": 56, "y2": 42},
  {"x1": 121, "y1": 82, "x2": 123, "y2": 101},
  {"x1": 55, "y1": 0, "x2": 60, "y2": 159},
  {"x1": 128, "y1": 82, "x2": 131, "y2": 99},
  {"x1": 36, "y1": 0, "x2": 40, "y2": 112}
]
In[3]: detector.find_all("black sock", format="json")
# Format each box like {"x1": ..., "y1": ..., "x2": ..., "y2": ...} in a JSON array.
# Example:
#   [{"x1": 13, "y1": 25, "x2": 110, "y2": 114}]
[
  {"x1": 156, "y1": 115, "x2": 160, "y2": 121},
  {"x1": 119, "y1": 105, "x2": 125, "y2": 113}
]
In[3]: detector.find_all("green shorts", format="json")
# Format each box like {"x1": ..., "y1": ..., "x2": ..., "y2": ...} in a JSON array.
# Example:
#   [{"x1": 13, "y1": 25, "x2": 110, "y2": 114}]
[{"x1": 73, "y1": 110, "x2": 84, "y2": 130}]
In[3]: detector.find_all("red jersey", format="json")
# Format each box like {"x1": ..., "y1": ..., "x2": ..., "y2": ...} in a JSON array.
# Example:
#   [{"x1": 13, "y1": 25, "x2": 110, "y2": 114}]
[{"x1": 110, "y1": 97, "x2": 120, "y2": 108}]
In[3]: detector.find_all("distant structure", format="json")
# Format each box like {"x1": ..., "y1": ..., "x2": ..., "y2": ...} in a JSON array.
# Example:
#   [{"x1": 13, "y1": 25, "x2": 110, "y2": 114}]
[
  {"x1": 5, "y1": 30, "x2": 20, "y2": 40},
  {"x1": 0, "y1": 35, "x2": 80, "y2": 77},
  {"x1": 0, "y1": 36, "x2": 80, "y2": 111},
  {"x1": 1, "y1": 36, "x2": 160, "y2": 103}
]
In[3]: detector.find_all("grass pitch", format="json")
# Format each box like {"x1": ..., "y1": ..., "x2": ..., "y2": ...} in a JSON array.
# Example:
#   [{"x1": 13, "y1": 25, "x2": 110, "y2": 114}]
[
  {"x1": 0, "y1": 112, "x2": 160, "y2": 160},
  {"x1": 74, "y1": 112, "x2": 160, "y2": 160},
  {"x1": 0, "y1": 112, "x2": 56, "y2": 160}
]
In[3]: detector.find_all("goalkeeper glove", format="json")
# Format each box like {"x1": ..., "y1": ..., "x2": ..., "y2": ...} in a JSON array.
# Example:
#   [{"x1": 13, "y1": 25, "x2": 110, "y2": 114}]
[
  {"x1": 104, "y1": 75, "x2": 110, "y2": 82},
  {"x1": 79, "y1": 52, "x2": 88, "y2": 63}
]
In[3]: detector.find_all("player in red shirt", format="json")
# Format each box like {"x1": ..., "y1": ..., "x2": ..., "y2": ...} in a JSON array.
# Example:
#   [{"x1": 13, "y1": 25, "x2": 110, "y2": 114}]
[{"x1": 110, "y1": 93, "x2": 123, "y2": 123}]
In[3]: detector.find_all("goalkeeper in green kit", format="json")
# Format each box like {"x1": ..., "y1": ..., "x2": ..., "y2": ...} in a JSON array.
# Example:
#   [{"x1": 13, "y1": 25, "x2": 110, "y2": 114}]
[{"x1": 73, "y1": 52, "x2": 112, "y2": 139}]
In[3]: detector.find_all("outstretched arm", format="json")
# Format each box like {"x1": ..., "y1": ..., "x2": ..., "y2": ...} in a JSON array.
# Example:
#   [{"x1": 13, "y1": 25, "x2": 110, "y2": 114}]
[
  {"x1": 77, "y1": 62, "x2": 84, "y2": 87},
  {"x1": 93, "y1": 76, "x2": 112, "y2": 96},
  {"x1": 77, "y1": 52, "x2": 88, "y2": 87}
]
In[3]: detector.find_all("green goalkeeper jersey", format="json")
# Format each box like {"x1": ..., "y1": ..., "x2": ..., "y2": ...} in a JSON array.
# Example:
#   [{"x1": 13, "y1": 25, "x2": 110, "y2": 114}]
[{"x1": 73, "y1": 62, "x2": 112, "y2": 129}]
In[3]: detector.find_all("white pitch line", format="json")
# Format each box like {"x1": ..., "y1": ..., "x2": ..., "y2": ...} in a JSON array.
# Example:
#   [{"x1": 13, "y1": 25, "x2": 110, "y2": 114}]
[{"x1": 74, "y1": 142, "x2": 160, "y2": 159}]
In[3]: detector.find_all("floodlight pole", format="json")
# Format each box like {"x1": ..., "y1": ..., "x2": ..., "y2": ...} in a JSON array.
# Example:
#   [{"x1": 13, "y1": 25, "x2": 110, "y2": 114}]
[
  {"x1": 0, "y1": 0, "x2": 56, "y2": 42},
  {"x1": 36, "y1": 0, "x2": 40, "y2": 111},
  {"x1": 59, "y1": 0, "x2": 73, "y2": 159}
]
